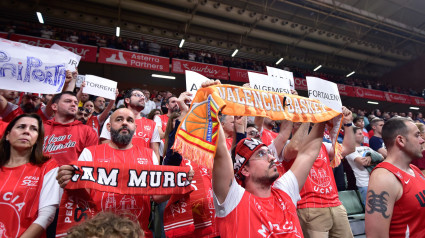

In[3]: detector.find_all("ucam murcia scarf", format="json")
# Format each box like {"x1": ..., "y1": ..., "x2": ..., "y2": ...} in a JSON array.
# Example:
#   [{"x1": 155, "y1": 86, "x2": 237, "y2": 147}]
[{"x1": 172, "y1": 84, "x2": 344, "y2": 169}]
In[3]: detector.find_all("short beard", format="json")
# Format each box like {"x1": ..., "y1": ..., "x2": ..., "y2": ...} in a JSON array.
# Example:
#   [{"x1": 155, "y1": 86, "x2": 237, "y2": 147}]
[
  {"x1": 21, "y1": 103, "x2": 37, "y2": 113},
  {"x1": 110, "y1": 127, "x2": 134, "y2": 146},
  {"x1": 253, "y1": 166, "x2": 279, "y2": 186}
]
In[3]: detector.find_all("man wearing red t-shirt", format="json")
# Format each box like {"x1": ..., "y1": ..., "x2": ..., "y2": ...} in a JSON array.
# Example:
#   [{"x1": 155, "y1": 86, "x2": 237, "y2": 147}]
[
  {"x1": 43, "y1": 92, "x2": 98, "y2": 166},
  {"x1": 157, "y1": 95, "x2": 179, "y2": 139},
  {"x1": 58, "y1": 108, "x2": 193, "y2": 238},
  {"x1": 366, "y1": 117, "x2": 425, "y2": 237},
  {"x1": 282, "y1": 107, "x2": 355, "y2": 238},
  {"x1": 100, "y1": 88, "x2": 160, "y2": 162},
  {"x1": 205, "y1": 79, "x2": 327, "y2": 237}
]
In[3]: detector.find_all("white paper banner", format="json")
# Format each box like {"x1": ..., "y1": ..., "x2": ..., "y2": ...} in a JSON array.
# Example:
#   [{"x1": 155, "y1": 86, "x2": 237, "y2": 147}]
[
  {"x1": 185, "y1": 70, "x2": 210, "y2": 99},
  {"x1": 307, "y1": 76, "x2": 342, "y2": 113},
  {"x1": 51, "y1": 44, "x2": 81, "y2": 71},
  {"x1": 83, "y1": 75, "x2": 117, "y2": 100},
  {"x1": 0, "y1": 39, "x2": 69, "y2": 94},
  {"x1": 248, "y1": 71, "x2": 291, "y2": 94},
  {"x1": 266, "y1": 66, "x2": 295, "y2": 90},
  {"x1": 76, "y1": 75, "x2": 85, "y2": 88}
]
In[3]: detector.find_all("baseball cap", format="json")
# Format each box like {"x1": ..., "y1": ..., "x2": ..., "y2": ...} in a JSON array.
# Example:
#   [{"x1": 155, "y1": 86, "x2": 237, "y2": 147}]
[{"x1": 233, "y1": 138, "x2": 266, "y2": 183}]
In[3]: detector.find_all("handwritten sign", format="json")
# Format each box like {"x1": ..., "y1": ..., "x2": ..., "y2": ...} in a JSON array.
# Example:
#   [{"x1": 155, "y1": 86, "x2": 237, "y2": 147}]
[
  {"x1": 185, "y1": 71, "x2": 210, "y2": 100},
  {"x1": 307, "y1": 76, "x2": 342, "y2": 113},
  {"x1": 76, "y1": 75, "x2": 85, "y2": 88},
  {"x1": 266, "y1": 66, "x2": 295, "y2": 90},
  {"x1": 0, "y1": 38, "x2": 68, "y2": 94},
  {"x1": 51, "y1": 44, "x2": 81, "y2": 71},
  {"x1": 83, "y1": 75, "x2": 117, "y2": 100},
  {"x1": 248, "y1": 71, "x2": 291, "y2": 94}
]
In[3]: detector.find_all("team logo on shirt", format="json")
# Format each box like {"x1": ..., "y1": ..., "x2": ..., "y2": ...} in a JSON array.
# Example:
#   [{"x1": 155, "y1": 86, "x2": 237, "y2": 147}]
[
  {"x1": 143, "y1": 125, "x2": 151, "y2": 131},
  {"x1": 257, "y1": 221, "x2": 302, "y2": 237},
  {"x1": 21, "y1": 176, "x2": 39, "y2": 187},
  {"x1": 137, "y1": 158, "x2": 149, "y2": 165}
]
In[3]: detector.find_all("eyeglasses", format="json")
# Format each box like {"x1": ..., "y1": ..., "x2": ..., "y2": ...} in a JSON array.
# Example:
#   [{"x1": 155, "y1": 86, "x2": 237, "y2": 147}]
[
  {"x1": 132, "y1": 93, "x2": 145, "y2": 98},
  {"x1": 251, "y1": 149, "x2": 273, "y2": 161}
]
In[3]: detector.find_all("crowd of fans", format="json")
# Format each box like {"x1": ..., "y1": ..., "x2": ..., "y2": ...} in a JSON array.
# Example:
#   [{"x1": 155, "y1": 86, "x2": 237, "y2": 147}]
[
  {"x1": 2, "y1": 20, "x2": 422, "y2": 97},
  {"x1": 2, "y1": 18, "x2": 425, "y2": 238}
]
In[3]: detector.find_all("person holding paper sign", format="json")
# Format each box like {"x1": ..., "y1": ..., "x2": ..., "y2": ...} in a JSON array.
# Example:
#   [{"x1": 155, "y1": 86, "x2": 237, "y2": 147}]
[
  {"x1": 56, "y1": 108, "x2": 194, "y2": 238},
  {"x1": 280, "y1": 107, "x2": 355, "y2": 238},
  {"x1": 100, "y1": 88, "x2": 161, "y2": 161}
]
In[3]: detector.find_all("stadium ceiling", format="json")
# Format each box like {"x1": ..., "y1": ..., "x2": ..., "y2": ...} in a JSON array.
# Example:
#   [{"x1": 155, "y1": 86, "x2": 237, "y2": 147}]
[{"x1": 2, "y1": 0, "x2": 425, "y2": 84}]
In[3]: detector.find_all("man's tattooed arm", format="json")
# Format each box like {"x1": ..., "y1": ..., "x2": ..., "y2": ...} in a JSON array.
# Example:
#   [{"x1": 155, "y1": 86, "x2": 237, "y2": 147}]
[{"x1": 366, "y1": 190, "x2": 390, "y2": 218}]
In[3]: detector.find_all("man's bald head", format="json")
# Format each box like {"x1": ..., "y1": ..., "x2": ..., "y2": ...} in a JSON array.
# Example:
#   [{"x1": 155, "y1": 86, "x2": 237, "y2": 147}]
[{"x1": 108, "y1": 108, "x2": 136, "y2": 146}]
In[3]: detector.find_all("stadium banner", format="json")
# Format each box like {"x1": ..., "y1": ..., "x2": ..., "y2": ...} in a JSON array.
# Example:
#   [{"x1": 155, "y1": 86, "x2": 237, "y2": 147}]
[
  {"x1": 51, "y1": 43, "x2": 81, "y2": 71},
  {"x1": 98, "y1": 47, "x2": 169, "y2": 72},
  {"x1": 384, "y1": 92, "x2": 411, "y2": 104},
  {"x1": 294, "y1": 77, "x2": 308, "y2": 91},
  {"x1": 83, "y1": 75, "x2": 117, "y2": 100},
  {"x1": 249, "y1": 71, "x2": 291, "y2": 94},
  {"x1": 66, "y1": 161, "x2": 193, "y2": 195},
  {"x1": 337, "y1": 84, "x2": 355, "y2": 97},
  {"x1": 0, "y1": 38, "x2": 68, "y2": 94},
  {"x1": 172, "y1": 58, "x2": 228, "y2": 80},
  {"x1": 266, "y1": 66, "x2": 295, "y2": 90},
  {"x1": 353, "y1": 87, "x2": 386, "y2": 101},
  {"x1": 0, "y1": 32, "x2": 7, "y2": 39},
  {"x1": 172, "y1": 84, "x2": 343, "y2": 169},
  {"x1": 9, "y1": 34, "x2": 97, "y2": 62},
  {"x1": 229, "y1": 67, "x2": 266, "y2": 83},
  {"x1": 410, "y1": 96, "x2": 425, "y2": 106},
  {"x1": 186, "y1": 71, "x2": 210, "y2": 100}
]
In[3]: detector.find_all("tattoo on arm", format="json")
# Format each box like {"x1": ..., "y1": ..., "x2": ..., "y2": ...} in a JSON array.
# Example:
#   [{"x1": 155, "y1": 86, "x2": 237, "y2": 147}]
[{"x1": 366, "y1": 190, "x2": 390, "y2": 218}]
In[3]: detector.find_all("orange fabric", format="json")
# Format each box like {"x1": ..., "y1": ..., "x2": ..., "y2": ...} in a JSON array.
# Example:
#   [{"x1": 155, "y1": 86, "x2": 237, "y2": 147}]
[{"x1": 173, "y1": 84, "x2": 343, "y2": 169}]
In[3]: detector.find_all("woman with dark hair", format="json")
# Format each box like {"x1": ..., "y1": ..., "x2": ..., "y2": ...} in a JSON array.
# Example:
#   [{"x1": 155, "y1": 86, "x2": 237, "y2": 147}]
[{"x1": 0, "y1": 113, "x2": 61, "y2": 238}]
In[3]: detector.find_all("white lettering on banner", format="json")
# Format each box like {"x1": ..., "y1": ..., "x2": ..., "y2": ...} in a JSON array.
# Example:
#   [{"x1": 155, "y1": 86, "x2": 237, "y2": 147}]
[
  {"x1": 182, "y1": 63, "x2": 219, "y2": 75},
  {"x1": 130, "y1": 60, "x2": 164, "y2": 70},
  {"x1": 217, "y1": 86, "x2": 328, "y2": 114},
  {"x1": 131, "y1": 54, "x2": 160, "y2": 62},
  {"x1": 72, "y1": 167, "x2": 189, "y2": 188}
]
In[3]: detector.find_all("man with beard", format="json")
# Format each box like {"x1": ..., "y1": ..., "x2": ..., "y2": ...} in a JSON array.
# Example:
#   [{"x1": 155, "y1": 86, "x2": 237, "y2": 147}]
[
  {"x1": 203, "y1": 79, "x2": 326, "y2": 237},
  {"x1": 100, "y1": 88, "x2": 160, "y2": 162},
  {"x1": 75, "y1": 107, "x2": 91, "y2": 124},
  {"x1": 0, "y1": 92, "x2": 54, "y2": 122},
  {"x1": 43, "y1": 91, "x2": 98, "y2": 166},
  {"x1": 57, "y1": 108, "x2": 193, "y2": 238},
  {"x1": 92, "y1": 96, "x2": 106, "y2": 116},
  {"x1": 157, "y1": 95, "x2": 179, "y2": 139},
  {"x1": 366, "y1": 117, "x2": 425, "y2": 237}
]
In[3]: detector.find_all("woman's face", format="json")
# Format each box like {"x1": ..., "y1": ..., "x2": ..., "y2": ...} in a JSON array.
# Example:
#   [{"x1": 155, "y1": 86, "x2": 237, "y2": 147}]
[
  {"x1": 6, "y1": 117, "x2": 39, "y2": 150},
  {"x1": 84, "y1": 101, "x2": 94, "y2": 113}
]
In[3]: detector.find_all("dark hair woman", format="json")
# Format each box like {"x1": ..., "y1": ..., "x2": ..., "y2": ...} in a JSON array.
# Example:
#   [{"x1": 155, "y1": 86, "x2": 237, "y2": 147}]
[{"x1": 0, "y1": 113, "x2": 61, "y2": 238}]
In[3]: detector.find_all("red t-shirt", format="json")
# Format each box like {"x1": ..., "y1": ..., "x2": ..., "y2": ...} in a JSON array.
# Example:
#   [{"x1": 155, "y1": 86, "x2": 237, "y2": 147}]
[
  {"x1": 214, "y1": 171, "x2": 302, "y2": 237},
  {"x1": 0, "y1": 160, "x2": 60, "y2": 237},
  {"x1": 78, "y1": 143, "x2": 157, "y2": 238},
  {"x1": 261, "y1": 128, "x2": 278, "y2": 146},
  {"x1": 374, "y1": 162, "x2": 425, "y2": 237},
  {"x1": 0, "y1": 119, "x2": 8, "y2": 138},
  {"x1": 43, "y1": 119, "x2": 99, "y2": 165},
  {"x1": 281, "y1": 143, "x2": 341, "y2": 208},
  {"x1": 362, "y1": 130, "x2": 370, "y2": 146},
  {"x1": 159, "y1": 114, "x2": 169, "y2": 131},
  {"x1": 225, "y1": 137, "x2": 233, "y2": 151},
  {"x1": 1, "y1": 102, "x2": 51, "y2": 122},
  {"x1": 86, "y1": 116, "x2": 100, "y2": 136}
]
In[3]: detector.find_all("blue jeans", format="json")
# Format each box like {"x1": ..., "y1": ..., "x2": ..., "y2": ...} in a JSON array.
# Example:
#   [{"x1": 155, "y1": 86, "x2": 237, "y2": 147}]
[{"x1": 358, "y1": 186, "x2": 368, "y2": 207}]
